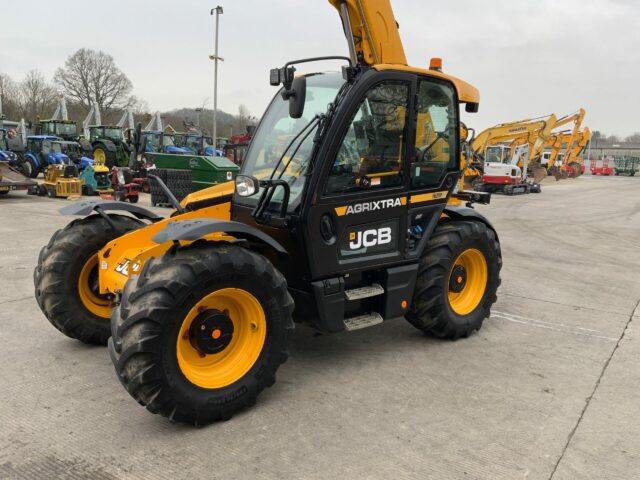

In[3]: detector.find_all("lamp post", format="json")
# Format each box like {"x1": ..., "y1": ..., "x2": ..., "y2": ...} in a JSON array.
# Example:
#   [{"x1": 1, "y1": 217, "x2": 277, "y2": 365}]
[
  {"x1": 209, "y1": 5, "x2": 224, "y2": 154},
  {"x1": 195, "y1": 107, "x2": 203, "y2": 130}
]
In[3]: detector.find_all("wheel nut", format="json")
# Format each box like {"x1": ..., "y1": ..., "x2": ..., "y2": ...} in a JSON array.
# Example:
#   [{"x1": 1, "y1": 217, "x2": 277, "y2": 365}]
[{"x1": 250, "y1": 322, "x2": 258, "y2": 331}]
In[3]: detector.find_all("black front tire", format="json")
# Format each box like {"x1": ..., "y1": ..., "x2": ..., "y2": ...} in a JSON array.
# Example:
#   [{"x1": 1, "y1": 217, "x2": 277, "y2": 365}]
[
  {"x1": 34, "y1": 214, "x2": 144, "y2": 344},
  {"x1": 407, "y1": 220, "x2": 502, "y2": 339},
  {"x1": 109, "y1": 244, "x2": 294, "y2": 425}
]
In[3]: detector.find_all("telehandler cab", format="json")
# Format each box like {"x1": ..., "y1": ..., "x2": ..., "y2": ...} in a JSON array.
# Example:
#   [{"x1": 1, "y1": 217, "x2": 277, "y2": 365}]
[{"x1": 34, "y1": 0, "x2": 501, "y2": 425}]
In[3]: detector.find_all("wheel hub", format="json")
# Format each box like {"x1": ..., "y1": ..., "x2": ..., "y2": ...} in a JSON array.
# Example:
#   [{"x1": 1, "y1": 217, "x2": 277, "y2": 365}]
[
  {"x1": 449, "y1": 265, "x2": 467, "y2": 293},
  {"x1": 189, "y1": 310, "x2": 234, "y2": 354}
]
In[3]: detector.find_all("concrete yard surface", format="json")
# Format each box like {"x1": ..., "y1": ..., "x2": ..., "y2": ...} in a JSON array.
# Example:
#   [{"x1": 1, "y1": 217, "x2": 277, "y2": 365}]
[{"x1": 0, "y1": 175, "x2": 639, "y2": 479}]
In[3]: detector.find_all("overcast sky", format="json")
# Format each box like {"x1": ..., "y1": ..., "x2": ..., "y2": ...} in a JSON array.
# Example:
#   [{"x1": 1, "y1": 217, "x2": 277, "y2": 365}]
[{"x1": 1, "y1": 0, "x2": 639, "y2": 136}]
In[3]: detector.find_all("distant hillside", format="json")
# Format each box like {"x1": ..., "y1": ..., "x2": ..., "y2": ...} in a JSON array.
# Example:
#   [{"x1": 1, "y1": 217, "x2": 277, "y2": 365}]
[{"x1": 160, "y1": 107, "x2": 255, "y2": 138}]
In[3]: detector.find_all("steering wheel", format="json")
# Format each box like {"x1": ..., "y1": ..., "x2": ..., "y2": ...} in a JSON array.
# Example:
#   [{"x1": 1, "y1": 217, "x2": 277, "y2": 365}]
[{"x1": 419, "y1": 132, "x2": 449, "y2": 162}]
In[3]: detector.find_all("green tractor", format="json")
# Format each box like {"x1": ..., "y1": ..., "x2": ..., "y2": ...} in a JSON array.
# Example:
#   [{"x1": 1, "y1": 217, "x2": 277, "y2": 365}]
[
  {"x1": 88, "y1": 125, "x2": 130, "y2": 168},
  {"x1": 36, "y1": 119, "x2": 79, "y2": 141},
  {"x1": 81, "y1": 102, "x2": 132, "y2": 168}
]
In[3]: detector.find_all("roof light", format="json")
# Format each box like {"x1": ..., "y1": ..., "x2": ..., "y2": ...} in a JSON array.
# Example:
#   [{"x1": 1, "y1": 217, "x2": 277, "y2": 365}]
[{"x1": 429, "y1": 57, "x2": 443, "y2": 71}]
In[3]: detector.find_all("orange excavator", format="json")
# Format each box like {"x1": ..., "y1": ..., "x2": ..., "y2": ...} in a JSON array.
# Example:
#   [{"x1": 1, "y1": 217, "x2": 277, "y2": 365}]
[
  {"x1": 545, "y1": 109, "x2": 588, "y2": 179},
  {"x1": 554, "y1": 127, "x2": 590, "y2": 179}
]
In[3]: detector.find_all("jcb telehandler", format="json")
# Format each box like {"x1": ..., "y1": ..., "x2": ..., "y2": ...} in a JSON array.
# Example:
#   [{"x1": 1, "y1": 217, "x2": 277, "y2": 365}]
[{"x1": 34, "y1": 0, "x2": 501, "y2": 425}]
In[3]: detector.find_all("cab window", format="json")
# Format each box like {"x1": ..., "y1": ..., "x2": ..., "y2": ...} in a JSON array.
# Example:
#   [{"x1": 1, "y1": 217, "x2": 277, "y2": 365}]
[
  {"x1": 411, "y1": 80, "x2": 457, "y2": 189},
  {"x1": 326, "y1": 82, "x2": 409, "y2": 194}
]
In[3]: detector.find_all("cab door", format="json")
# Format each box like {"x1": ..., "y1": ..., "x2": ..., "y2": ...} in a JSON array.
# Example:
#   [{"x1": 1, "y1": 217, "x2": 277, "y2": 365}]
[{"x1": 303, "y1": 73, "x2": 415, "y2": 279}]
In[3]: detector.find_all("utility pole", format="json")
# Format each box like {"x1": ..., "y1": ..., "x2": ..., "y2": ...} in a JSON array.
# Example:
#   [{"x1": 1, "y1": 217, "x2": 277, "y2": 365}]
[{"x1": 209, "y1": 6, "x2": 224, "y2": 154}]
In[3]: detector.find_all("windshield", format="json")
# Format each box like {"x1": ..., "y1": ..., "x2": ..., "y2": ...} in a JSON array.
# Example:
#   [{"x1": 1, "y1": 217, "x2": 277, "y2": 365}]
[
  {"x1": 105, "y1": 128, "x2": 122, "y2": 140},
  {"x1": 51, "y1": 143, "x2": 63, "y2": 154},
  {"x1": 163, "y1": 135, "x2": 175, "y2": 147},
  {"x1": 0, "y1": 130, "x2": 6, "y2": 150},
  {"x1": 239, "y1": 72, "x2": 345, "y2": 207},
  {"x1": 145, "y1": 133, "x2": 161, "y2": 146},
  {"x1": 485, "y1": 145, "x2": 510, "y2": 163},
  {"x1": 186, "y1": 137, "x2": 200, "y2": 149},
  {"x1": 57, "y1": 123, "x2": 77, "y2": 136}
]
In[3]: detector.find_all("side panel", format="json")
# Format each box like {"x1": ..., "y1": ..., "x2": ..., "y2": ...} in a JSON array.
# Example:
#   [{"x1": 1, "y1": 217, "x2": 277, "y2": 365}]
[{"x1": 98, "y1": 202, "x2": 231, "y2": 294}]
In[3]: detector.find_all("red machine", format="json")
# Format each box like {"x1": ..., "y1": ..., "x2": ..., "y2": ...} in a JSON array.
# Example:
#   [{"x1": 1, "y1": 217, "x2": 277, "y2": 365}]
[
  {"x1": 109, "y1": 167, "x2": 141, "y2": 203},
  {"x1": 590, "y1": 158, "x2": 614, "y2": 176},
  {"x1": 226, "y1": 126, "x2": 255, "y2": 165}
]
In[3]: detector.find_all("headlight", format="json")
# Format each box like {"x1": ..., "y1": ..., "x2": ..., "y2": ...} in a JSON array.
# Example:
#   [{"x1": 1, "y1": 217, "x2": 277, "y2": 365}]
[
  {"x1": 235, "y1": 175, "x2": 259, "y2": 197},
  {"x1": 117, "y1": 169, "x2": 126, "y2": 185}
]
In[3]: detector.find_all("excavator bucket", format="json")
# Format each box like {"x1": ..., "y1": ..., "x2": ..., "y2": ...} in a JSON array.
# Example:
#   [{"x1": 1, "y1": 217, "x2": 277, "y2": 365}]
[
  {"x1": 569, "y1": 162, "x2": 583, "y2": 178},
  {"x1": 531, "y1": 164, "x2": 548, "y2": 184}
]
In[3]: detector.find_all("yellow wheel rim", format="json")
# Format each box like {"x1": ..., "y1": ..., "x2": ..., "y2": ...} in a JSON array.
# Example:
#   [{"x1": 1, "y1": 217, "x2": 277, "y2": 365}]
[
  {"x1": 94, "y1": 148, "x2": 106, "y2": 164},
  {"x1": 176, "y1": 288, "x2": 267, "y2": 389},
  {"x1": 447, "y1": 248, "x2": 488, "y2": 316},
  {"x1": 78, "y1": 254, "x2": 112, "y2": 319}
]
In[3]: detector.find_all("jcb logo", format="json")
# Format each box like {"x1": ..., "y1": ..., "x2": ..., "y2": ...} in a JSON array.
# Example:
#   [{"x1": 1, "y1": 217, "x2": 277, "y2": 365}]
[
  {"x1": 349, "y1": 227, "x2": 392, "y2": 250},
  {"x1": 115, "y1": 259, "x2": 141, "y2": 277}
]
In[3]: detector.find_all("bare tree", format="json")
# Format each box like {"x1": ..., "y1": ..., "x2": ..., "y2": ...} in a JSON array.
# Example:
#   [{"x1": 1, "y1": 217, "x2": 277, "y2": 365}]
[
  {"x1": 234, "y1": 104, "x2": 251, "y2": 135},
  {"x1": 624, "y1": 132, "x2": 640, "y2": 144},
  {"x1": 15, "y1": 70, "x2": 58, "y2": 120},
  {"x1": 0, "y1": 73, "x2": 20, "y2": 119},
  {"x1": 55, "y1": 49, "x2": 133, "y2": 111}
]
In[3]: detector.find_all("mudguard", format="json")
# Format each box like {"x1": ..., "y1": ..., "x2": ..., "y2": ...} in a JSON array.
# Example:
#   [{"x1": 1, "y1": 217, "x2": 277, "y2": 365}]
[
  {"x1": 59, "y1": 199, "x2": 163, "y2": 221},
  {"x1": 443, "y1": 205, "x2": 498, "y2": 238},
  {"x1": 152, "y1": 218, "x2": 288, "y2": 255}
]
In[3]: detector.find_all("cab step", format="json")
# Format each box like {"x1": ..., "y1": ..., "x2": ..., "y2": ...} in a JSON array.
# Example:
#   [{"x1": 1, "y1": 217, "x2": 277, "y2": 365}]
[
  {"x1": 343, "y1": 313, "x2": 383, "y2": 332},
  {"x1": 344, "y1": 283, "x2": 384, "y2": 301}
]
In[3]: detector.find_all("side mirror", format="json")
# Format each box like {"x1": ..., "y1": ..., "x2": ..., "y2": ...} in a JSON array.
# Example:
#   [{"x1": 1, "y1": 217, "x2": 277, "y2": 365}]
[
  {"x1": 287, "y1": 76, "x2": 306, "y2": 119},
  {"x1": 235, "y1": 175, "x2": 260, "y2": 197},
  {"x1": 465, "y1": 102, "x2": 479, "y2": 113}
]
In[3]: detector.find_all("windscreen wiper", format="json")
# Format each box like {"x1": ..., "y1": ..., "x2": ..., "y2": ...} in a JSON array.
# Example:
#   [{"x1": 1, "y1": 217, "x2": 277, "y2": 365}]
[{"x1": 252, "y1": 115, "x2": 322, "y2": 225}]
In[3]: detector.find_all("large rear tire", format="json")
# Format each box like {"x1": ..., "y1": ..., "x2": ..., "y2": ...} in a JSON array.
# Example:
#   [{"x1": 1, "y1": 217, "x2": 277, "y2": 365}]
[
  {"x1": 19, "y1": 157, "x2": 37, "y2": 178},
  {"x1": 407, "y1": 220, "x2": 501, "y2": 339},
  {"x1": 109, "y1": 244, "x2": 294, "y2": 425},
  {"x1": 34, "y1": 214, "x2": 144, "y2": 345},
  {"x1": 93, "y1": 144, "x2": 117, "y2": 169}
]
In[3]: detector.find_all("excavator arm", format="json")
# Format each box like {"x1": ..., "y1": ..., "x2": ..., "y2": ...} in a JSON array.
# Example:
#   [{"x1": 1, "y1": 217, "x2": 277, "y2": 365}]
[
  {"x1": 560, "y1": 127, "x2": 590, "y2": 177},
  {"x1": 471, "y1": 114, "x2": 557, "y2": 182},
  {"x1": 472, "y1": 114, "x2": 557, "y2": 160},
  {"x1": 550, "y1": 109, "x2": 586, "y2": 168}
]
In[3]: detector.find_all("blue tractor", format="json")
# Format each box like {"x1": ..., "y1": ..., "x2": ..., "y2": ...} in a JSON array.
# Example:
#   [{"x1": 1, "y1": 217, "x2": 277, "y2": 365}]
[
  {"x1": 142, "y1": 131, "x2": 189, "y2": 155},
  {"x1": 173, "y1": 132, "x2": 217, "y2": 156},
  {"x1": 0, "y1": 128, "x2": 19, "y2": 165},
  {"x1": 22, "y1": 136, "x2": 94, "y2": 178}
]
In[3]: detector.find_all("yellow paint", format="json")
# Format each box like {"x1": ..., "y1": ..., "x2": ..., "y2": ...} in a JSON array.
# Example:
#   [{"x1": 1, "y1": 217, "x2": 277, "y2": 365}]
[
  {"x1": 335, "y1": 206, "x2": 348, "y2": 216},
  {"x1": 176, "y1": 288, "x2": 266, "y2": 389},
  {"x1": 78, "y1": 254, "x2": 112, "y2": 319},
  {"x1": 448, "y1": 249, "x2": 488, "y2": 316},
  {"x1": 179, "y1": 181, "x2": 235, "y2": 209},
  {"x1": 328, "y1": 0, "x2": 407, "y2": 66},
  {"x1": 410, "y1": 190, "x2": 449, "y2": 204},
  {"x1": 98, "y1": 202, "x2": 232, "y2": 295}
]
